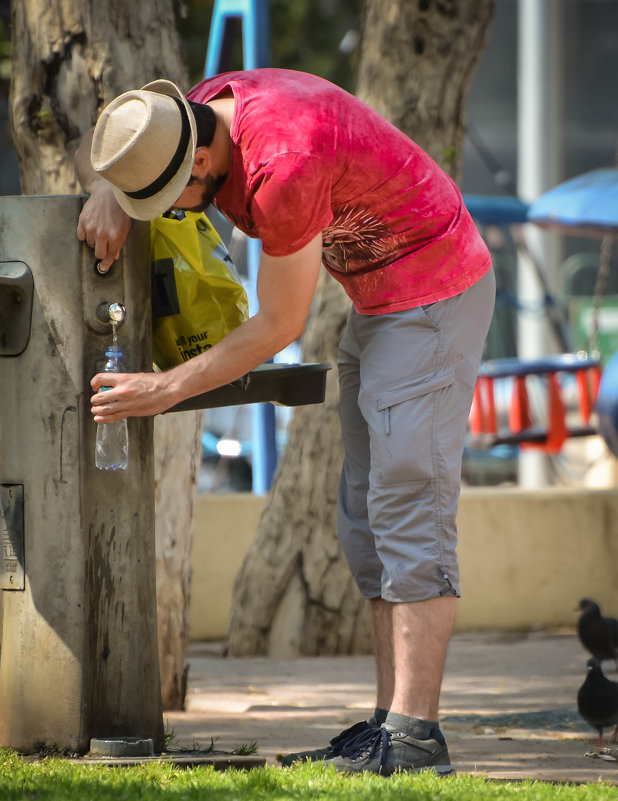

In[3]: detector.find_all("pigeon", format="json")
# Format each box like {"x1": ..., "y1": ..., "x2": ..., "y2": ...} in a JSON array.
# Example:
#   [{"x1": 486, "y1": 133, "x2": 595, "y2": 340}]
[
  {"x1": 577, "y1": 657, "x2": 618, "y2": 745},
  {"x1": 577, "y1": 598, "x2": 618, "y2": 667}
]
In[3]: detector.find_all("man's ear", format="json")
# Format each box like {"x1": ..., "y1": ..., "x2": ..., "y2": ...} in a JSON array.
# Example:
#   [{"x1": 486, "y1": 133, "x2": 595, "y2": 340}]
[{"x1": 192, "y1": 147, "x2": 211, "y2": 178}]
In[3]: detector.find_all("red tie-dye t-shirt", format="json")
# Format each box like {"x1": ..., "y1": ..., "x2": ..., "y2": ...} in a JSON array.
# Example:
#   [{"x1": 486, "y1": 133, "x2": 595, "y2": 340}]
[{"x1": 187, "y1": 69, "x2": 491, "y2": 315}]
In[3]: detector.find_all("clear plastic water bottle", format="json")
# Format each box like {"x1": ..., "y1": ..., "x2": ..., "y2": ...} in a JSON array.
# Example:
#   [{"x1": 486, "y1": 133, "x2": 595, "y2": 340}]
[{"x1": 95, "y1": 344, "x2": 128, "y2": 470}]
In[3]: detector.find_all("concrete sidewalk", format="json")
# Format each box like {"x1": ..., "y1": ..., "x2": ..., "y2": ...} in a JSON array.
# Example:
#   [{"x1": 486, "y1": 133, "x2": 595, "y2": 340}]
[{"x1": 164, "y1": 630, "x2": 618, "y2": 784}]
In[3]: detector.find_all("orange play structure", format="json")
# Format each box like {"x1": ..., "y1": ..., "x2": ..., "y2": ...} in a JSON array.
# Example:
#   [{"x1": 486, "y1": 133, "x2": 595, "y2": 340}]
[{"x1": 469, "y1": 354, "x2": 602, "y2": 453}]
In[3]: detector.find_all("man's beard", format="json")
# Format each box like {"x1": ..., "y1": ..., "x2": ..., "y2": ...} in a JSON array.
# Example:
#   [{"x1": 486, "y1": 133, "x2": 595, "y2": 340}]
[{"x1": 185, "y1": 172, "x2": 228, "y2": 213}]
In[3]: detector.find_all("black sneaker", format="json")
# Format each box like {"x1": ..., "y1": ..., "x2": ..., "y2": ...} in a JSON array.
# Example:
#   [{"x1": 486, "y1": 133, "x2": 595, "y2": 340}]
[
  {"x1": 279, "y1": 719, "x2": 374, "y2": 767},
  {"x1": 327, "y1": 725, "x2": 456, "y2": 776}
]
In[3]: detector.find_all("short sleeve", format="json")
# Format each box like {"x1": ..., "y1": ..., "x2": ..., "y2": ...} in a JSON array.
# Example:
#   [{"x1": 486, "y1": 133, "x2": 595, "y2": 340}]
[{"x1": 248, "y1": 153, "x2": 333, "y2": 256}]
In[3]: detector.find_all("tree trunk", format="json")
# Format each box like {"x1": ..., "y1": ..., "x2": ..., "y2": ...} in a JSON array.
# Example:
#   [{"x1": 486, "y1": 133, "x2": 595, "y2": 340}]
[
  {"x1": 356, "y1": 0, "x2": 494, "y2": 178},
  {"x1": 228, "y1": 272, "x2": 373, "y2": 657},
  {"x1": 10, "y1": 0, "x2": 201, "y2": 709},
  {"x1": 154, "y1": 412, "x2": 203, "y2": 709},
  {"x1": 228, "y1": 0, "x2": 493, "y2": 656}
]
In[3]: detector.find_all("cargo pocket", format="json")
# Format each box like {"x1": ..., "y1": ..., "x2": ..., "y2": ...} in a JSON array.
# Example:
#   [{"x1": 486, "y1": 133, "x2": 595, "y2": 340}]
[{"x1": 368, "y1": 360, "x2": 459, "y2": 486}]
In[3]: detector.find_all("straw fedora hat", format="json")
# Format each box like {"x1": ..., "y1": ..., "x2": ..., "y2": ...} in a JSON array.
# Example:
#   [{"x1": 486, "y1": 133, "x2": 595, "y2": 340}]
[{"x1": 91, "y1": 79, "x2": 196, "y2": 221}]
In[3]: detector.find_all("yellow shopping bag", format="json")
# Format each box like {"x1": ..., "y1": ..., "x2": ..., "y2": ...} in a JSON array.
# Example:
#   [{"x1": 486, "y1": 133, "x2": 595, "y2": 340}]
[{"x1": 150, "y1": 210, "x2": 249, "y2": 370}]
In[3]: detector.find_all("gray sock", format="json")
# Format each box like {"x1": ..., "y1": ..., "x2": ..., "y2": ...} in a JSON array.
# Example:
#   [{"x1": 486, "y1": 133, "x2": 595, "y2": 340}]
[
  {"x1": 384, "y1": 711, "x2": 441, "y2": 742},
  {"x1": 374, "y1": 707, "x2": 388, "y2": 725}
]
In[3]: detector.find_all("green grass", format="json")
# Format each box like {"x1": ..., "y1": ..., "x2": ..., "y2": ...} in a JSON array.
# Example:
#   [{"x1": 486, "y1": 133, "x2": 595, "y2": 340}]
[{"x1": 0, "y1": 748, "x2": 617, "y2": 801}]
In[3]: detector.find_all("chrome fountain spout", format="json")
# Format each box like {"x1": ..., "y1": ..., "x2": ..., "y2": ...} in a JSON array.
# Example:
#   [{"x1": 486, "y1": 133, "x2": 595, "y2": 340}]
[
  {"x1": 96, "y1": 301, "x2": 126, "y2": 327},
  {"x1": 108, "y1": 302, "x2": 126, "y2": 327}
]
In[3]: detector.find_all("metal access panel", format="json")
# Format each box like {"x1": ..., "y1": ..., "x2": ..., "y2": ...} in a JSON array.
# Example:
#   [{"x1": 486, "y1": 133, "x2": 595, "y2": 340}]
[{"x1": 0, "y1": 483, "x2": 25, "y2": 590}]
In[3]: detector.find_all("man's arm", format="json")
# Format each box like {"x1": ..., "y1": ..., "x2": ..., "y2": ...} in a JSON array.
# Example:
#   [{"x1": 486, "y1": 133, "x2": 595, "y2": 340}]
[
  {"x1": 75, "y1": 128, "x2": 132, "y2": 272},
  {"x1": 90, "y1": 233, "x2": 324, "y2": 421}
]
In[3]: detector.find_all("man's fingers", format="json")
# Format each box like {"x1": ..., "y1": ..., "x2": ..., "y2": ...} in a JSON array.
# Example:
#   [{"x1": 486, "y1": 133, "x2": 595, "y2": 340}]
[
  {"x1": 76, "y1": 190, "x2": 131, "y2": 272},
  {"x1": 91, "y1": 373, "x2": 118, "y2": 393},
  {"x1": 90, "y1": 237, "x2": 115, "y2": 272},
  {"x1": 77, "y1": 224, "x2": 102, "y2": 254},
  {"x1": 94, "y1": 237, "x2": 108, "y2": 260},
  {"x1": 92, "y1": 403, "x2": 124, "y2": 423}
]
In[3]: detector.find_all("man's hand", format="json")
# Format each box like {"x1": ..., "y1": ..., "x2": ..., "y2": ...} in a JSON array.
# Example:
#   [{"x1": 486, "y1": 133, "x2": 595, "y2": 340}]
[
  {"x1": 91, "y1": 371, "x2": 177, "y2": 422},
  {"x1": 75, "y1": 127, "x2": 132, "y2": 272},
  {"x1": 77, "y1": 182, "x2": 132, "y2": 273}
]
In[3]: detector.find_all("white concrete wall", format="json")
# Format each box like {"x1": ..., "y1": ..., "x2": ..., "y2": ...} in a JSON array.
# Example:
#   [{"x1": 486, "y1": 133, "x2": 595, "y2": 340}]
[
  {"x1": 188, "y1": 493, "x2": 265, "y2": 641},
  {"x1": 455, "y1": 486, "x2": 618, "y2": 629}
]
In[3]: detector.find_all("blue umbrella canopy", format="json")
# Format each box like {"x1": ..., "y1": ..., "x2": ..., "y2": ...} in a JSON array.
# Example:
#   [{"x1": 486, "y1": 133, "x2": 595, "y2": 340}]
[{"x1": 527, "y1": 168, "x2": 618, "y2": 237}]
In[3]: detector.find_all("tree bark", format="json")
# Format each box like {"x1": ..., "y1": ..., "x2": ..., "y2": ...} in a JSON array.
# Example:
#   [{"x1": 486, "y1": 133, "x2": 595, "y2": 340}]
[
  {"x1": 10, "y1": 0, "x2": 201, "y2": 709},
  {"x1": 10, "y1": 1, "x2": 188, "y2": 194},
  {"x1": 228, "y1": 0, "x2": 494, "y2": 657},
  {"x1": 356, "y1": 0, "x2": 494, "y2": 178},
  {"x1": 154, "y1": 411, "x2": 203, "y2": 709}
]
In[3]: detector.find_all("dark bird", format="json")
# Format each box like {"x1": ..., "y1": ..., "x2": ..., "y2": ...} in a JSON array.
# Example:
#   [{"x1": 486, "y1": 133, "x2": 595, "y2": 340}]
[
  {"x1": 577, "y1": 598, "x2": 618, "y2": 667},
  {"x1": 577, "y1": 657, "x2": 618, "y2": 745}
]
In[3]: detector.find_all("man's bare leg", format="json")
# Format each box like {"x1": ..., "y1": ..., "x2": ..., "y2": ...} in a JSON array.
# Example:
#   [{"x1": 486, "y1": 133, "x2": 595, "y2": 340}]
[
  {"x1": 390, "y1": 595, "x2": 458, "y2": 720},
  {"x1": 370, "y1": 595, "x2": 456, "y2": 721}
]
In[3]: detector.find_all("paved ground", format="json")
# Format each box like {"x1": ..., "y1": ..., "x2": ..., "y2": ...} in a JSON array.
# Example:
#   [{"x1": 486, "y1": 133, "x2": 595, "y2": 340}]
[{"x1": 164, "y1": 629, "x2": 618, "y2": 784}]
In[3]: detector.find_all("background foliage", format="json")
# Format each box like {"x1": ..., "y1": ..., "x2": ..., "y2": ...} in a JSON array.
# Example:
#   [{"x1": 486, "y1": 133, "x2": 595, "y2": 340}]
[{"x1": 176, "y1": 0, "x2": 360, "y2": 90}]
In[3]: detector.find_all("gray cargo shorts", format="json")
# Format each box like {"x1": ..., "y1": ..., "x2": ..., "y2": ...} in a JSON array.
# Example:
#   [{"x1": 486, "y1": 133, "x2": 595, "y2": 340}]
[{"x1": 337, "y1": 267, "x2": 495, "y2": 603}]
